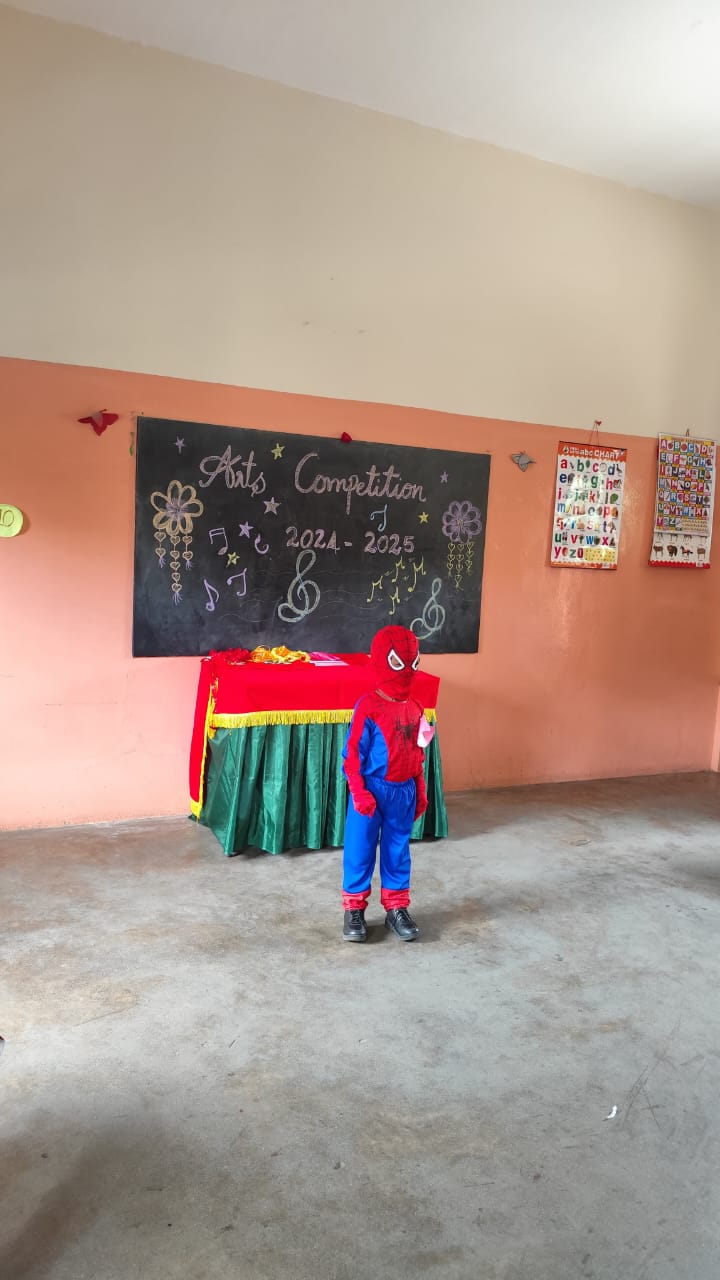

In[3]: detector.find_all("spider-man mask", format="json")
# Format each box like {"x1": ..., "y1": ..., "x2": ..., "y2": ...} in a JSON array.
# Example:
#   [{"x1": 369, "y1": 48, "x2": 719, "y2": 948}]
[{"x1": 370, "y1": 625, "x2": 420, "y2": 700}]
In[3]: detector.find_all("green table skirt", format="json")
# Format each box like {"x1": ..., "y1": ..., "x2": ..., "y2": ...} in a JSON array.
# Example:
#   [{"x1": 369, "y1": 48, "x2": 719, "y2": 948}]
[{"x1": 199, "y1": 722, "x2": 448, "y2": 855}]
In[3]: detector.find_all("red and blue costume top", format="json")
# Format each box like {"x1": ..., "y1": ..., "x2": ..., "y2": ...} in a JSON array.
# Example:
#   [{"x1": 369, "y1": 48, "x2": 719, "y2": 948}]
[{"x1": 342, "y1": 625, "x2": 428, "y2": 820}]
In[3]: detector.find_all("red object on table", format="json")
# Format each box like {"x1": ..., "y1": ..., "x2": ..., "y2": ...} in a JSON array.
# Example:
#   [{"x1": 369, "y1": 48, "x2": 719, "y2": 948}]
[{"x1": 189, "y1": 653, "x2": 440, "y2": 818}]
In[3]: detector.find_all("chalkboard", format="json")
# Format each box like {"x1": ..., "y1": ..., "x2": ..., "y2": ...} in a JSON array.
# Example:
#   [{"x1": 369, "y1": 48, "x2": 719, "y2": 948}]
[{"x1": 132, "y1": 417, "x2": 490, "y2": 657}]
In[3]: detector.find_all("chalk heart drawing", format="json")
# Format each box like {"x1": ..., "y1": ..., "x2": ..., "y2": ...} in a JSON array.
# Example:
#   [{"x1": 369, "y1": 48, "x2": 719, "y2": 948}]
[
  {"x1": 441, "y1": 499, "x2": 482, "y2": 588},
  {"x1": 150, "y1": 479, "x2": 204, "y2": 605}
]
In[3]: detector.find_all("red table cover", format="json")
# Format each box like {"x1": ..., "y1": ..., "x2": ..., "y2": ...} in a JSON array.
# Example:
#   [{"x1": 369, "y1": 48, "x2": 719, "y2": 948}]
[{"x1": 189, "y1": 653, "x2": 440, "y2": 817}]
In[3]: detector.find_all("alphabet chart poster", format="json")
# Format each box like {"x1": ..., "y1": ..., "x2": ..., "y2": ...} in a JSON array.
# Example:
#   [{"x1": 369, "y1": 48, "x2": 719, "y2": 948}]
[
  {"x1": 550, "y1": 442, "x2": 627, "y2": 569},
  {"x1": 649, "y1": 434, "x2": 716, "y2": 568}
]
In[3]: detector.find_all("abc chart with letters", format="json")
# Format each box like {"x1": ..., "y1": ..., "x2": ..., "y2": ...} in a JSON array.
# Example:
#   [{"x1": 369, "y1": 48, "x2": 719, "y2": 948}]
[{"x1": 551, "y1": 442, "x2": 627, "y2": 569}]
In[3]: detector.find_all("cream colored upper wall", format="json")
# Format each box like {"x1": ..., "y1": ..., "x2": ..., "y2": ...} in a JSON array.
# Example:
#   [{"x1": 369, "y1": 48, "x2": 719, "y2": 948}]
[{"x1": 1, "y1": 4, "x2": 719, "y2": 438}]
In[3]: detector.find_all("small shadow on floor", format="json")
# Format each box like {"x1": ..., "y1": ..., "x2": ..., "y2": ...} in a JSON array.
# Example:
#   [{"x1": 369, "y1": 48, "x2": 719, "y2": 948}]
[
  {"x1": 416, "y1": 896, "x2": 499, "y2": 947},
  {"x1": 0, "y1": 1114, "x2": 290, "y2": 1280},
  {"x1": 668, "y1": 861, "x2": 720, "y2": 899},
  {"x1": 0, "y1": 1158, "x2": 96, "y2": 1279},
  {"x1": 226, "y1": 844, "x2": 332, "y2": 861}
]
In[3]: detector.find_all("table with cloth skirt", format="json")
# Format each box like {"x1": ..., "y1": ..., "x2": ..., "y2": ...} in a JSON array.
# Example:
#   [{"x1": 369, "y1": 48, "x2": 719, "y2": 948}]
[{"x1": 189, "y1": 653, "x2": 448, "y2": 855}]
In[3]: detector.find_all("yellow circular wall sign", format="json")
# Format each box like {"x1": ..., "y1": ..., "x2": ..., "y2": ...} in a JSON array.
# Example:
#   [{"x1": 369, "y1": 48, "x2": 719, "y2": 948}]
[{"x1": 0, "y1": 505, "x2": 24, "y2": 537}]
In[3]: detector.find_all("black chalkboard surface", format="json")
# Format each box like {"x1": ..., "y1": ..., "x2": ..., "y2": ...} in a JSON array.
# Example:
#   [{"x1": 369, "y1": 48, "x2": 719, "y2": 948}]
[{"x1": 132, "y1": 417, "x2": 490, "y2": 657}]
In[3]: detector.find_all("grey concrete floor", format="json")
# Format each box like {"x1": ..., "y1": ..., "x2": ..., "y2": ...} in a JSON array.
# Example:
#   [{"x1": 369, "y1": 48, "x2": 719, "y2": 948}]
[{"x1": 2, "y1": 774, "x2": 720, "y2": 1280}]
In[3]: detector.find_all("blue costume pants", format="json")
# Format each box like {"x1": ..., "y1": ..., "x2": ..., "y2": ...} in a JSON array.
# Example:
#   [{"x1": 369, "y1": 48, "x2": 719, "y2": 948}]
[{"x1": 342, "y1": 776, "x2": 417, "y2": 897}]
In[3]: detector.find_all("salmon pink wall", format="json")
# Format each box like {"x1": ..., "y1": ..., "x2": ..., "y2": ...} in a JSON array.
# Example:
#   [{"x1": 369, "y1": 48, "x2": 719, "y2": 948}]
[{"x1": 2, "y1": 356, "x2": 718, "y2": 830}]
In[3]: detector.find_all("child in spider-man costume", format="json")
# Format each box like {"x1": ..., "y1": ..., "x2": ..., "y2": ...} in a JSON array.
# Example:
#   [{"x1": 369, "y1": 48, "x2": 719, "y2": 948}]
[{"x1": 341, "y1": 624, "x2": 431, "y2": 943}]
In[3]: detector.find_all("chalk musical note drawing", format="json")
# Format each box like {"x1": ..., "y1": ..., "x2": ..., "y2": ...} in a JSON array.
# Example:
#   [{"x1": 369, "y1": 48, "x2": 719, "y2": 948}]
[
  {"x1": 411, "y1": 578, "x2": 446, "y2": 640},
  {"x1": 227, "y1": 568, "x2": 248, "y2": 599},
  {"x1": 254, "y1": 533, "x2": 269, "y2": 556},
  {"x1": 278, "y1": 550, "x2": 320, "y2": 623},
  {"x1": 388, "y1": 588, "x2": 401, "y2": 617},
  {"x1": 370, "y1": 505, "x2": 388, "y2": 533},
  {"x1": 204, "y1": 579, "x2": 219, "y2": 612},
  {"x1": 150, "y1": 480, "x2": 204, "y2": 604},
  {"x1": 404, "y1": 556, "x2": 426, "y2": 596},
  {"x1": 209, "y1": 527, "x2": 229, "y2": 555},
  {"x1": 390, "y1": 558, "x2": 405, "y2": 585},
  {"x1": 366, "y1": 574, "x2": 386, "y2": 605}
]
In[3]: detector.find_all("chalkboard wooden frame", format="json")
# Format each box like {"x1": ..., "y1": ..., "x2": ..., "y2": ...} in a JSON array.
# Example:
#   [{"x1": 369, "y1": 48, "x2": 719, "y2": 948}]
[{"x1": 132, "y1": 416, "x2": 490, "y2": 657}]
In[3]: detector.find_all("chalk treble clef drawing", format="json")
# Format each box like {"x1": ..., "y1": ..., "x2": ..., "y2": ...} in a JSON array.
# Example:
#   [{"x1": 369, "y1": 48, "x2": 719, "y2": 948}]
[
  {"x1": 411, "y1": 578, "x2": 446, "y2": 640},
  {"x1": 277, "y1": 550, "x2": 320, "y2": 623}
]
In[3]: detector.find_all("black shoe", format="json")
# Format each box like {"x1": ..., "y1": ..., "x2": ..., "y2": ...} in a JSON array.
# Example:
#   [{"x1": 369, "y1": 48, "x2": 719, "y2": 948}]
[
  {"x1": 343, "y1": 909, "x2": 367, "y2": 943},
  {"x1": 385, "y1": 908, "x2": 420, "y2": 941}
]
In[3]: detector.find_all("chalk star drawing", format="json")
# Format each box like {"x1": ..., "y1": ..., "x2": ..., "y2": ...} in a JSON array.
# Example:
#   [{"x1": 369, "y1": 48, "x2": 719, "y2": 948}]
[
  {"x1": 418, "y1": 511, "x2": 429, "y2": 524},
  {"x1": 238, "y1": 521, "x2": 253, "y2": 537},
  {"x1": 175, "y1": 437, "x2": 185, "y2": 452},
  {"x1": 227, "y1": 551, "x2": 239, "y2": 566},
  {"x1": 264, "y1": 497, "x2": 280, "y2": 515},
  {"x1": 271, "y1": 444, "x2": 285, "y2": 460},
  {"x1": 440, "y1": 471, "x2": 448, "y2": 483}
]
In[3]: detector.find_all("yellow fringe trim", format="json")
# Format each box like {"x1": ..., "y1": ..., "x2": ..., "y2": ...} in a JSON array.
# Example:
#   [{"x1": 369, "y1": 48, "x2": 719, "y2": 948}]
[
  {"x1": 212, "y1": 708, "x2": 353, "y2": 729},
  {"x1": 210, "y1": 707, "x2": 437, "y2": 730}
]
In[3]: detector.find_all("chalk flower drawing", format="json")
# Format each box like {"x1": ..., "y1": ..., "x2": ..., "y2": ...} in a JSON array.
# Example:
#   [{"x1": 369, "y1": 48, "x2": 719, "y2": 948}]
[
  {"x1": 441, "y1": 500, "x2": 482, "y2": 544},
  {"x1": 151, "y1": 481, "x2": 204, "y2": 536},
  {"x1": 150, "y1": 480, "x2": 204, "y2": 604},
  {"x1": 442, "y1": 500, "x2": 482, "y2": 589}
]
